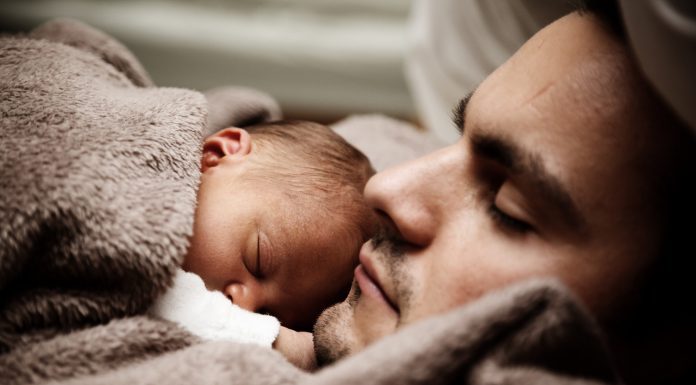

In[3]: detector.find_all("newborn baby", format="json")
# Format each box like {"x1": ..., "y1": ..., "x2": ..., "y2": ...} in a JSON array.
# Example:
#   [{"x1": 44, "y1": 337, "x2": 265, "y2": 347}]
[{"x1": 150, "y1": 120, "x2": 376, "y2": 369}]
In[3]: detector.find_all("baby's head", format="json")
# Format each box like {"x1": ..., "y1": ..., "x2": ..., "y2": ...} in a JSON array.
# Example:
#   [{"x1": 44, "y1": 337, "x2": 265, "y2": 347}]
[{"x1": 185, "y1": 120, "x2": 376, "y2": 330}]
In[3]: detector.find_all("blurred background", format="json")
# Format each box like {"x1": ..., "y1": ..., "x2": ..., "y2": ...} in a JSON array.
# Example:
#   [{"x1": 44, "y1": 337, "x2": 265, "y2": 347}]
[
  {"x1": 0, "y1": 0, "x2": 413, "y2": 124},
  {"x1": 0, "y1": 0, "x2": 571, "y2": 144}
]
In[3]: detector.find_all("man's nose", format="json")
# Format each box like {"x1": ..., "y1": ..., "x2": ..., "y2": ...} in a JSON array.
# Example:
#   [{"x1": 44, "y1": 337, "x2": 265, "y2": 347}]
[{"x1": 364, "y1": 145, "x2": 460, "y2": 247}]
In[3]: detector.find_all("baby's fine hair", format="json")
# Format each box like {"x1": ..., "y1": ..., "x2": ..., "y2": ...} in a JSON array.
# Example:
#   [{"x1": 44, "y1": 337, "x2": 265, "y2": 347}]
[
  {"x1": 244, "y1": 120, "x2": 376, "y2": 240},
  {"x1": 245, "y1": 120, "x2": 374, "y2": 191}
]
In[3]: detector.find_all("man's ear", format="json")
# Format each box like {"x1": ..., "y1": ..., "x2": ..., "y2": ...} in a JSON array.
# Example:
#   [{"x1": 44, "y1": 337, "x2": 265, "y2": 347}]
[{"x1": 201, "y1": 127, "x2": 252, "y2": 172}]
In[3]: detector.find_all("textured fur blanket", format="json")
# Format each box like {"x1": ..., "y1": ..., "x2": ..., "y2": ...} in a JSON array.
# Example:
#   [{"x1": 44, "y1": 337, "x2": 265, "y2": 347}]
[{"x1": 0, "y1": 19, "x2": 619, "y2": 385}]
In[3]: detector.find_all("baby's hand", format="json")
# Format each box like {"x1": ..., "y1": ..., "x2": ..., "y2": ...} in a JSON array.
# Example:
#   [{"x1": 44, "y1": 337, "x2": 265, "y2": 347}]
[{"x1": 273, "y1": 326, "x2": 317, "y2": 371}]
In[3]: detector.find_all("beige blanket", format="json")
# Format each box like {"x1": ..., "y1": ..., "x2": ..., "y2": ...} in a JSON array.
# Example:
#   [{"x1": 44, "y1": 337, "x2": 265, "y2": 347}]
[{"x1": 0, "y1": 19, "x2": 620, "y2": 385}]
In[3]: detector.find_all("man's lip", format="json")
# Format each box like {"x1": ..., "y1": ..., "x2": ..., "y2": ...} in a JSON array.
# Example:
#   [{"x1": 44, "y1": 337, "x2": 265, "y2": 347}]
[{"x1": 356, "y1": 252, "x2": 398, "y2": 313}]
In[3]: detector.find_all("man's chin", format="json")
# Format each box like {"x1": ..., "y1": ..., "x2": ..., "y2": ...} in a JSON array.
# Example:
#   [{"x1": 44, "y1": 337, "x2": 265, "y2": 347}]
[{"x1": 313, "y1": 300, "x2": 357, "y2": 366}]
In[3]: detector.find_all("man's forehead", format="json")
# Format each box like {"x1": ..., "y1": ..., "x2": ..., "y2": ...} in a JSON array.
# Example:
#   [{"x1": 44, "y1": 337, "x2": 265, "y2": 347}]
[
  {"x1": 517, "y1": 13, "x2": 620, "y2": 72},
  {"x1": 471, "y1": 18, "x2": 641, "y2": 153},
  {"x1": 487, "y1": 12, "x2": 627, "y2": 110}
]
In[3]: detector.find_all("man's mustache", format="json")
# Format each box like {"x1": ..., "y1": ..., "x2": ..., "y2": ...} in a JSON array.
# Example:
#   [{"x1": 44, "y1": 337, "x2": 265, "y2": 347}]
[
  {"x1": 370, "y1": 221, "x2": 407, "y2": 259},
  {"x1": 364, "y1": 219, "x2": 414, "y2": 319}
]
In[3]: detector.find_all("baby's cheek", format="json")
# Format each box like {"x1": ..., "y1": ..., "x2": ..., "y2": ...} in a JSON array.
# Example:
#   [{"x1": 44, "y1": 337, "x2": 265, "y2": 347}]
[{"x1": 320, "y1": 262, "x2": 356, "y2": 308}]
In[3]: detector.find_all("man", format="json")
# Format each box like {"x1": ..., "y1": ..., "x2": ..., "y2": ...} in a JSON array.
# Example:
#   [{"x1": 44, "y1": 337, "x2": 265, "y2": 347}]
[{"x1": 314, "y1": 3, "x2": 695, "y2": 384}]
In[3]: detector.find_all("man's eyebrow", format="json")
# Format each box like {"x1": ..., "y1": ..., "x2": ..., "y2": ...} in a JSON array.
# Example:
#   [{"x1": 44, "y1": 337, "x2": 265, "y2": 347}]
[
  {"x1": 470, "y1": 133, "x2": 588, "y2": 234},
  {"x1": 451, "y1": 91, "x2": 474, "y2": 135}
]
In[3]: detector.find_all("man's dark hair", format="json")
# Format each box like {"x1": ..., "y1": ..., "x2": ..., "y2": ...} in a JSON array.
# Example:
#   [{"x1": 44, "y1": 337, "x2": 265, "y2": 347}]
[
  {"x1": 573, "y1": 0, "x2": 625, "y2": 37},
  {"x1": 575, "y1": 0, "x2": 696, "y2": 374}
]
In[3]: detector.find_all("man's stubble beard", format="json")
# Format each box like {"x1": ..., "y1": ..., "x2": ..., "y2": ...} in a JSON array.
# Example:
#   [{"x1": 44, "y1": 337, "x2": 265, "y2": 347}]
[
  {"x1": 313, "y1": 282, "x2": 361, "y2": 366},
  {"x1": 313, "y1": 227, "x2": 413, "y2": 366}
]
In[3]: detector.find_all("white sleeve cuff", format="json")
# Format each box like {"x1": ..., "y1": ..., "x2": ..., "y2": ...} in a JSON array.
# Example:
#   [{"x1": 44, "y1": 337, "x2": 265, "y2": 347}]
[{"x1": 149, "y1": 269, "x2": 280, "y2": 348}]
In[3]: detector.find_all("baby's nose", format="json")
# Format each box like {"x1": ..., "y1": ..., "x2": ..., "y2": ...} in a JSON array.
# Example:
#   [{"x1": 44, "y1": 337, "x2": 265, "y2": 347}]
[{"x1": 224, "y1": 282, "x2": 262, "y2": 312}]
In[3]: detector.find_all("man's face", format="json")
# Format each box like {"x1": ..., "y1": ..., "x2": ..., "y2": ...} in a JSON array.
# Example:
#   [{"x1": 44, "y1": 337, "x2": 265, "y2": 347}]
[{"x1": 315, "y1": 13, "x2": 674, "y2": 362}]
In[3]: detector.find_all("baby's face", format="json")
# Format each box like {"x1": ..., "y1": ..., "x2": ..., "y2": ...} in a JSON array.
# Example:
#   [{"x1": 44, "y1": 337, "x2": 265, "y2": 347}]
[{"x1": 185, "y1": 147, "x2": 365, "y2": 330}]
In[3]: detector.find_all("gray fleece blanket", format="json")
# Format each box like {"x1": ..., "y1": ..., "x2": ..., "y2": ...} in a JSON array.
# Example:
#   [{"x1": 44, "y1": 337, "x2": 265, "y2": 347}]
[{"x1": 0, "y1": 19, "x2": 620, "y2": 385}]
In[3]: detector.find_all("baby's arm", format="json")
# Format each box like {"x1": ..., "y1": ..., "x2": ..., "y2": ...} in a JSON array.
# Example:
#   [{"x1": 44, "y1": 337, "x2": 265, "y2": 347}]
[{"x1": 149, "y1": 269, "x2": 280, "y2": 347}]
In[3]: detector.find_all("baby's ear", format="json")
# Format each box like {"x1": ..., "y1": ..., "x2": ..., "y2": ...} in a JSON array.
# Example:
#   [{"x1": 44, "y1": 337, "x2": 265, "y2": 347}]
[{"x1": 201, "y1": 128, "x2": 252, "y2": 172}]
